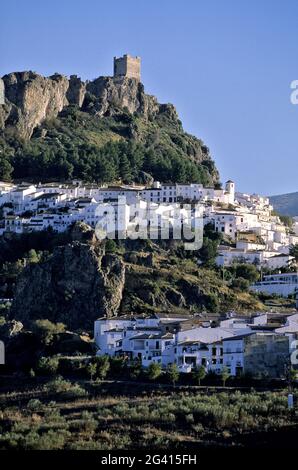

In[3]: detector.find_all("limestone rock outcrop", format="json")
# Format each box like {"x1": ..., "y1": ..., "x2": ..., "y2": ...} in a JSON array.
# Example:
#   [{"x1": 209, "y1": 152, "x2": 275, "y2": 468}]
[
  {"x1": 10, "y1": 241, "x2": 126, "y2": 329},
  {"x1": 1, "y1": 72, "x2": 69, "y2": 139},
  {"x1": 0, "y1": 72, "x2": 164, "y2": 139},
  {"x1": 85, "y1": 76, "x2": 160, "y2": 118}
]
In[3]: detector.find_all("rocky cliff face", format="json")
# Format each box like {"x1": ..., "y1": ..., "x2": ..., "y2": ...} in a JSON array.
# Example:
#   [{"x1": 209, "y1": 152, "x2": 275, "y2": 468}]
[
  {"x1": 85, "y1": 76, "x2": 160, "y2": 118},
  {"x1": 10, "y1": 241, "x2": 125, "y2": 329},
  {"x1": 1, "y1": 72, "x2": 70, "y2": 139},
  {"x1": 0, "y1": 71, "x2": 167, "y2": 139}
]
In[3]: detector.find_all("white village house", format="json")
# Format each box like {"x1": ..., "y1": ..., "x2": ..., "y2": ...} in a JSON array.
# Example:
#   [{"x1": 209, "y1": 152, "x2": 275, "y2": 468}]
[
  {"x1": 94, "y1": 312, "x2": 293, "y2": 378},
  {"x1": 0, "y1": 178, "x2": 296, "y2": 270}
]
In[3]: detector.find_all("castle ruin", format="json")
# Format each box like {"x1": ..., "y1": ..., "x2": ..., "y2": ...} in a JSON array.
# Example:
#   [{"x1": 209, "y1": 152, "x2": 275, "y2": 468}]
[{"x1": 113, "y1": 54, "x2": 141, "y2": 81}]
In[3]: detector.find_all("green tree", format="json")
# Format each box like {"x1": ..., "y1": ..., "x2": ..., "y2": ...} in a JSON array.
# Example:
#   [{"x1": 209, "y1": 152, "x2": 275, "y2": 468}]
[
  {"x1": 94, "y1": 356, "x2": 110, "y2": 380},
  {"x1": 235, "y1": 264, "x2": 259, "y2": 283},
  {"x1": 110, "y1": 356, "x2": 126, "y2": 374},
  {"x1": 147, "y1": 362, "x2": 162, "y2": 381},
  {"x1": 193, "y1": 366, "x2": 206, "y2": 386},
  {"x1": 231, "y1": 277, "x2": 250, "y2": 292},
  {"x1": 199, "y1": 238, "x2": 219, "y2": 267},
  {"x1": 105, "y1": 239, "x2": 117, "y2": 253},
  {"x1": 27, "y1": 249, "x2": 40, "y2": 264},
  {"x1": 280, "y1": 215, "x2": 293, "y2": 228},
  {"x1": 129, "y1": 359, "x2": 142, "y2": 379},
  {"x1": 37, "y1": 356, "x2": 59, "y2": 376},
  {"x1": 166, "y1": 363, "x2": 179, "y2": 387},
  {"x1": 0, "y1": 154, "x2": 13, "y2": 181},
  {"x1": 33, "y1": 319, "x2": 66, "y2": 346},
  {"x1": 221, "y1": 366, "x2": 230, "y2": 387},
  {"x1": 119, "y1": 154, "x2": 132, "y2": 183},
  {"x1": 87, "y1": 362, "x2": 97, "y2": 382}
]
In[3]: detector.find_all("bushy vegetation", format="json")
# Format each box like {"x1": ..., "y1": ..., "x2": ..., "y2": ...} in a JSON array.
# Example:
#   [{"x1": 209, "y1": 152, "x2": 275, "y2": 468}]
[
  {"x1": 0, "y1": 106, "x2": 217, "y2": 185},
  {"x1": 0, "y1": 386, "x2": 296, "y2": 450},
  {"x1": 33, "y1": 320, "x2": 66, "y2": 346},
  {"x1": 44, "y1": 376, "x2": 87, "y2": 398}
]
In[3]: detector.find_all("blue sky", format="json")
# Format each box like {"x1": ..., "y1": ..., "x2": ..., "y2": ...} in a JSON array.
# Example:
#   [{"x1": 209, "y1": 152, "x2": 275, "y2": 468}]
[{"x1": 1, "y1": 0, "x2": 297, "y2": 195}]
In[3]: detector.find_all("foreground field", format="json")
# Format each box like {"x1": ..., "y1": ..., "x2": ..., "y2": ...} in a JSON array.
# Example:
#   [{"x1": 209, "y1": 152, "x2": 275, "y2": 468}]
[{"x1": 0, "y1": 378, "x2": 297, "y2": 450}]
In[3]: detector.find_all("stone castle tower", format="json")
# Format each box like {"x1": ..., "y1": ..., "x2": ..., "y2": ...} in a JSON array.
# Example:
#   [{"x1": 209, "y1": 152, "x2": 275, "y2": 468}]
[{"x1": 113, "y1": 54, "x2": 141, "y2": 81}]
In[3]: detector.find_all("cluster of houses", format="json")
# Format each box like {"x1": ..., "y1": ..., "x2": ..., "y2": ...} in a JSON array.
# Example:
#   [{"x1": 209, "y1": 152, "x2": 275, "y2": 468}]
[
  {"x1": 94, "y1": 311, "x2": 298, "y2": 378},
  {"x1": 0, "y1": 179, "x2": 297, "y2": 271}
]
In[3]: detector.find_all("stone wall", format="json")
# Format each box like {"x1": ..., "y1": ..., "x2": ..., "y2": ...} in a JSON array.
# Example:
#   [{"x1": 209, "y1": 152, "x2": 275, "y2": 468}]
[{"x1": 114, "y1": 54, "x2": 141, "y2": 80}]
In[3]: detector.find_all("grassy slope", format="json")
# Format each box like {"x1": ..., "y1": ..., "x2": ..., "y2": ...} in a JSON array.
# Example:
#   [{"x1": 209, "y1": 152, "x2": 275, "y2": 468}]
[{"x1": 120, "y1": 247, "x2": 265, "y2": 315}]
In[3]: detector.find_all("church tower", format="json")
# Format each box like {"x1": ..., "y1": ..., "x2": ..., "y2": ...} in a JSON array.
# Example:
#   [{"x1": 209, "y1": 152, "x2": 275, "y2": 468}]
[{"x1": 225, "y1": 180, "x2": 235, "y2": 204}]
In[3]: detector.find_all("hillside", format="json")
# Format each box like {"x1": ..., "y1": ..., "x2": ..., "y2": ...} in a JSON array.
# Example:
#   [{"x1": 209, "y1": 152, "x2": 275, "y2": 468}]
[
  {"x1": 3, "y1": 223, "x2": 265, "y2": 330},
  {"x1": 269, "y1": 192, "x2": 298, "y2": 217},
  {"x1": 0, "y1": 72, "x2": 219, "y2": 185}
]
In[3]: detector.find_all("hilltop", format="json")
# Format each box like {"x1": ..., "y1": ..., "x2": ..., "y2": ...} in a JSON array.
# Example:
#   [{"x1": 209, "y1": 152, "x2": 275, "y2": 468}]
[{"x1": 0, "y1": 70, "x2": 219, "y2": 186}]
